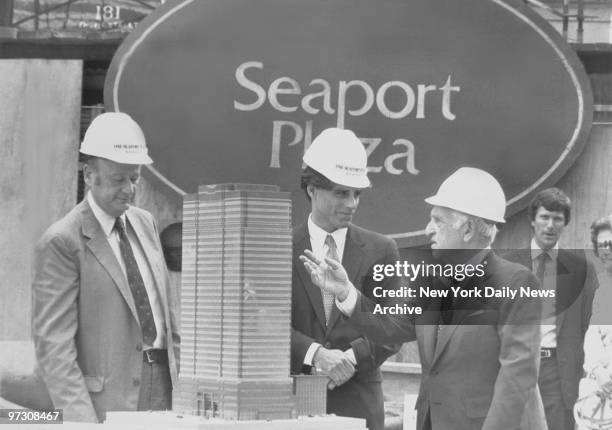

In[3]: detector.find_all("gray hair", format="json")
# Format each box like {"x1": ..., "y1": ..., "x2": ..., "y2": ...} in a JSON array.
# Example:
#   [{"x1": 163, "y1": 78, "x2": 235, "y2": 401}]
[{"x1": 450, "y1": 210, "x2": 498, "y2": 246}]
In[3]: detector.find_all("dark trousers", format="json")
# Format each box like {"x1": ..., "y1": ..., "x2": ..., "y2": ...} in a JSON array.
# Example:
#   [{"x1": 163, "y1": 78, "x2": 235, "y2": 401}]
[
  {"x1": 137, "y1": 353, "x2": 172, "y2": 411},
  {"x1": 327, "y1": 381, "x2": 384, "y2": 430},
  {"x1": 539, "y1": 358, "x2": 574, "y2": 430},
  {"x1": 423, "y1": 409, "x2": 432, "y2": 430}
]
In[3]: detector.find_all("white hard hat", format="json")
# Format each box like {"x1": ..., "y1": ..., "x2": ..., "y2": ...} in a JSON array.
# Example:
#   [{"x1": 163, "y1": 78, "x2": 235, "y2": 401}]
[
  {"x1": 303, "y1": 128, "x2": 370, "y2": 188},
  {"x1": 425, "y1": 167, "x2": 506, "y2": 223},
  {"x1": 80, "y1": 112, "x2": 153, "y2": 165}
]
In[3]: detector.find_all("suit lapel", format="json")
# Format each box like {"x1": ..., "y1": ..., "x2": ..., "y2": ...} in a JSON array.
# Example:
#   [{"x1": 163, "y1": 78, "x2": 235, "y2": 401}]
[
  {"x1": 126, "y1": 211, "x2": 169, "y2": 331},
  {"x1": 431, "y1": 252, "x2": 495, "y2": 366},
  {"x1": 325, "y1": 225, "x2": 366, "y2": 335},
  {"x1": 81, "y1": 201, "x2": 140, "y2": 327},
  {"x1": 431, "y1": 275, "x2": 459, "y2": 365},
  {"x1": 294, "y1": 225, "x2": 327, "y2": 330},
  {"x1": 555, "y1": 249, "x2": 575, "y2": 333},
  {"x1": 421, "y1": 301, "x2": 441, "y2": 365}
]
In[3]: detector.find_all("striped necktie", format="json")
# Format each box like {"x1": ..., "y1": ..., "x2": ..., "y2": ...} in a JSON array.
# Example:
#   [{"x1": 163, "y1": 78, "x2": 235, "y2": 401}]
[{"x1": 323, "y1": 234, "x2": 340, "y2": 325}]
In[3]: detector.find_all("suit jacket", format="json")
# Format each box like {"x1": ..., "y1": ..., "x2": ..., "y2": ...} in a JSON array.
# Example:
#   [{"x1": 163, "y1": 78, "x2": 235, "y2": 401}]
[
  {"x1": 349, "y1": 252, "x2": 548, "y2": 430},
  {"x1": 32, "y1": 199, "x2": 180, "y2": 422},
  {"x1": 504, "y1": 248, "x2": 597, "y2": 409},
  {"x1": 291, "y1": 223, "x2": 401, "y2": 430}
]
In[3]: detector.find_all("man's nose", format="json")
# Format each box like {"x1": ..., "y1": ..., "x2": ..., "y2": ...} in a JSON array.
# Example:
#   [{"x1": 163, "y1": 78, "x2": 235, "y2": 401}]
[
  {"x1": 425, "y1": 220, "x2": 435, "y2": 235},
  {"x1": 345, "y1": 193, "x2": 359, "y2": 209},
  {"x1": 121, "y1": 180, "x2": 135, "y2": 194}
]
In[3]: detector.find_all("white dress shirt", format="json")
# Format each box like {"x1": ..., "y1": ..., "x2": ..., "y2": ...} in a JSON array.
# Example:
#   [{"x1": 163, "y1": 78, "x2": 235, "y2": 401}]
[
  {"x1": 303, "y1": 215, "x2": 356, "y2": 366},
  {"x1": 87, "y1": 192, "x2": 166, "y2": 349}
]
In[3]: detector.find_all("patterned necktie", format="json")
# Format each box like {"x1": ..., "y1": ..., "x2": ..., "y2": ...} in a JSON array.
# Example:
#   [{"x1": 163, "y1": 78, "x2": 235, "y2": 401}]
[
  {"x1": 114, "y1": 217, "x2": 157, "y2": 346},
  {"x1": 323, "y1": 234, "x2": 340, "y2": 325}
]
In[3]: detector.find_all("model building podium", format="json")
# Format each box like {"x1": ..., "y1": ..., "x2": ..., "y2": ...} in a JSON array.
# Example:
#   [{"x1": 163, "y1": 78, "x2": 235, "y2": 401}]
[{"x1": 174, "y1": 184, "x2": 327, "y2": 420}]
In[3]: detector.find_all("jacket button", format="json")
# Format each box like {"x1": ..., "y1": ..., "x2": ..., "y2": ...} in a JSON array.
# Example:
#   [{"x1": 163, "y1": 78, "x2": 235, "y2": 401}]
[
  {"x1": 136, "y1": 343, "x2": 142, "y2": 351},
  {"x1": 324, "y1": 342, "x2": 332, "y2": 348},
  {"x1": 133, "y1": 378, "x2": 140, "y2": 387}
]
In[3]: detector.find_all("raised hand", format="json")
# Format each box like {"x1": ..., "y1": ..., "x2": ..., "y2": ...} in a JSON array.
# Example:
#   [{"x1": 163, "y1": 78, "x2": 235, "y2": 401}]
[{"x1": 299, "y1": 249, "x2": 352, "y2": 301}]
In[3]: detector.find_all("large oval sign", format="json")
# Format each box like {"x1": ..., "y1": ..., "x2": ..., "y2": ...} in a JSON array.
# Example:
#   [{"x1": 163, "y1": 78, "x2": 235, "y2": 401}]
[{"x1": 105, "y1": 0, "x2": 592, "y2": 244}]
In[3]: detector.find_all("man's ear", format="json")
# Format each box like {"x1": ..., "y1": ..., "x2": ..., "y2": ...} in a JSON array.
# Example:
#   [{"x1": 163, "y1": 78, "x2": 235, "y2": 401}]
[
  {"x1": 306, "y1": 184, "x2": 316, "y2": 200},
  {"x1": 82, "y1": 163, "x2": 94, "y2": 188},
  {"x1": 462, "y1": 218, "x2": 476, "y2": 242}
]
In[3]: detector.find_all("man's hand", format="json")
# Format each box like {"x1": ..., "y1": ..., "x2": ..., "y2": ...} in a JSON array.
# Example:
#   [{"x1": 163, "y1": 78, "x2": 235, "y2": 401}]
[
  {"x1": 313, "y1": 347, "x2": 356, "y2": 388},
  {"x1": 300, "y1": 249, "x2": 352, "y2": 301},
  {"x1": 593, "y1": 366, "x2": 612, "y2": 394}
]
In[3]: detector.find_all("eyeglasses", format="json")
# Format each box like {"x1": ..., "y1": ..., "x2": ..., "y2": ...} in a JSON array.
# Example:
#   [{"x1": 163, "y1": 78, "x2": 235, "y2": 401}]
[{"x1": 596, "y1": 240, "x2": 612, "y2": 251}]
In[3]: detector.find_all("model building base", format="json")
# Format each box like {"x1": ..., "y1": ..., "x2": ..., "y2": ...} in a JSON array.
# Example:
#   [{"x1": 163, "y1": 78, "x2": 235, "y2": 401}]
[{"x1": 105, "y1": 410, "x2": 367, "y2": 429}]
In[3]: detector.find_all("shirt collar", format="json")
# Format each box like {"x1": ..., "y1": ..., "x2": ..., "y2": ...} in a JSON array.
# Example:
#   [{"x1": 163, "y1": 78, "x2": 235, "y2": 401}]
[
  {"x1": 307, "y1": 214, "x2": 348, "y2": 248},
  {"x1": 530, "y1": 238, "x2": 558, "y2": 260},
  {"x1": 87, "y1": 191, "x2": 126, "y2": 238}
]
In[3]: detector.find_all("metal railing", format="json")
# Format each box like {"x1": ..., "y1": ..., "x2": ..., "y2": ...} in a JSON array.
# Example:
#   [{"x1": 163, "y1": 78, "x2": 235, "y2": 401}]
[
  {"x1": 0, "y1": 0, "x2": 163, "y2": 37},
  {"x1": 525, "y1": 0, "x2": 588, "y2": 41}
]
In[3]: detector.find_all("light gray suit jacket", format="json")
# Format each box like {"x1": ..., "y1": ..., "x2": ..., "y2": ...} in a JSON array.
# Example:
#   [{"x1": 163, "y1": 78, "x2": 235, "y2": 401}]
[{"x1": 32, "y1": 199, "x2": 180, "y2": 422}]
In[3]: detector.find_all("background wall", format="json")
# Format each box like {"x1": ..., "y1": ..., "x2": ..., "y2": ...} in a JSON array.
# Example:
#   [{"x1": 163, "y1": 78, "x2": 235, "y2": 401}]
[
  {"x1": 0, "y1": 59, "x2": 82, "y2": 342},
  {"x1": 496, "y1": 123, "x2": 612, "y2": 251}
]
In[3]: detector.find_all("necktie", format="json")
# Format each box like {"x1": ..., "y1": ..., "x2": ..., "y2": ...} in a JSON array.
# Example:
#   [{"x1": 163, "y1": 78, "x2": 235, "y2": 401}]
[
  {"x1": 114, "y1": 217, "x2": 157, "y2": 346},
  {"x1": 535, "y1": 251, "x2": 550, "y2": 283},
  {"x1": 323, "y1": 234, "x2": 340, "y2": 325},
  {"x1": 535, "y1": 252, "x2": 554, "y2": 320}
]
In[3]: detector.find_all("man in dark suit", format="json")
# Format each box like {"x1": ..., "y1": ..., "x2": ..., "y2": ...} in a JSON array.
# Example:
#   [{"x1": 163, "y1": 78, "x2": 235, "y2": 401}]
[
  {"x1": 301, "y1": 167, "x2": 548, "y2": 430},
  {"x1": 32, "y1": 113, "x2": 180, "y2": 422},
  {"x1": 291, "y1": 128, "x2": 401, "y2": 430},
  {"x1": 505, "y1": 187, "x2": 598, "y2": 430}
]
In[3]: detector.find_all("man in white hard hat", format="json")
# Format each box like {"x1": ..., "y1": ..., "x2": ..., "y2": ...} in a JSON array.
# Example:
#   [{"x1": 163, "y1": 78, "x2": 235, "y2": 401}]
[
  {"x1": 300, "y1": 167, "x2": 548, "y2": 430},
  {"x1": 291, "y1": 128, "x2": 401, "y2": 430},
  {"x1": 32, "y1": 112, "x2": 179, "y2": 422},
  {"x1": 505, "y1": 188, "x2": 597, "y2": 430}
]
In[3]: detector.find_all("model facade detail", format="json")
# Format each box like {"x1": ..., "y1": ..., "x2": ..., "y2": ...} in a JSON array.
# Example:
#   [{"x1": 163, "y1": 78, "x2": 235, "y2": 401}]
[{"x1": 175, "y1": 184, "x2": 301, "y2": 420}]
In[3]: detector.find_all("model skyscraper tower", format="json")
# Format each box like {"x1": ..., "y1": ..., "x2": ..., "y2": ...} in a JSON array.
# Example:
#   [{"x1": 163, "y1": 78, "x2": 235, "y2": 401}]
[{"x1": 174, "y1": 184, "x2": 295, "y2": 420}]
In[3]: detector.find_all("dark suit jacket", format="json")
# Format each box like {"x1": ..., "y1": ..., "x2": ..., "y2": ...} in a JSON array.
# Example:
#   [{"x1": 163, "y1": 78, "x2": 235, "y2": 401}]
[
  {"x1": 291, "y1": 223, "x2": 401, "y2": 430},
  {"x1": 348, "y1": 252, "x2": 547, "y2": 430},
  {"x1": 504, "y1": 247, "x2": 597, "y2": 409},
  {"x1": 32, "y1": 199, "x2": 180, "y2": 422}
]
